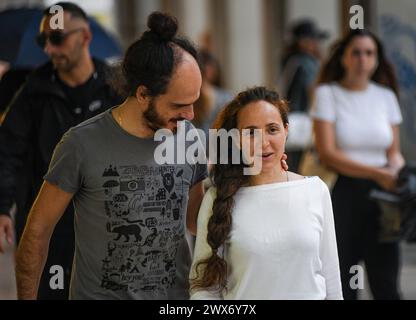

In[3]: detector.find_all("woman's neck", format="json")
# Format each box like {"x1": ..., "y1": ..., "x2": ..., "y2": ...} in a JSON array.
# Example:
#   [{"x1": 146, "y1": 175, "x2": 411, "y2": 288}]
[
  {"x1": 340, "y1": 76, "x2": 370, "y2": 91},
  {"x1": 248, "y1": 167, "x2": 288, "y2": 186}
]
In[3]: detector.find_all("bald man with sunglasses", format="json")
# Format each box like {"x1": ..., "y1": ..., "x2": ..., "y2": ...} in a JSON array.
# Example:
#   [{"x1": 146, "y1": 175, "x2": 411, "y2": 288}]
[{"x1": 0, "y1": 2, "x2": 121, "y2": 299}]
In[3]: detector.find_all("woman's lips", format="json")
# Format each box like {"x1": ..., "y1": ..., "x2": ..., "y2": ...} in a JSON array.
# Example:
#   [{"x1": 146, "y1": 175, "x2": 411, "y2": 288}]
[{"x1": 261, "y1": 152, "x2": 274, "y2": 159}]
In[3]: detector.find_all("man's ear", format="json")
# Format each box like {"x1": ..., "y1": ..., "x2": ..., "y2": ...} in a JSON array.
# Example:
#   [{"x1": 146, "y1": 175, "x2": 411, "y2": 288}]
[
  {"x1": 135, "y1": 86, "x2": 150, "y2": 104},
  {"x1": 84, "y1": 28, "x2": 92, "y2": 45}
]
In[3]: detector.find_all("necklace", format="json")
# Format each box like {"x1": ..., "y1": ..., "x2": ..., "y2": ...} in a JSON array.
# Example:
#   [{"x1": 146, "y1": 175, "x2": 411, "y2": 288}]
[{"x1": 117, "y1": 107, "x2": 123, "y2": 127}]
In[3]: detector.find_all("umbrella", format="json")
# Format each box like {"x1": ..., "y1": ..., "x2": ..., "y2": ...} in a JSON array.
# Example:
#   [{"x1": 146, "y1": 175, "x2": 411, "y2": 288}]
[{"x1": 0, "y1": 7, "x2": 122, "y2": 68}]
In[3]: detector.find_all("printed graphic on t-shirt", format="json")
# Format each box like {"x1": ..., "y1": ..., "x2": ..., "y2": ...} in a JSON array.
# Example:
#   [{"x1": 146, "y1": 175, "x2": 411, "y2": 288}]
[{"x1": 100, "y1": 164, "x2": 187, "y2": 295}]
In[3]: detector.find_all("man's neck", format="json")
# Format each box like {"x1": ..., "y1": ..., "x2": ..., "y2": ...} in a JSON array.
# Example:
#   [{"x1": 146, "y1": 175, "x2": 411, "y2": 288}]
[
  {"x1": 58, "y1": 53, "x2": 95, "y2": 87},
  {"x1": 114, "y1": 98, "x2": 156, "y2": 139}
]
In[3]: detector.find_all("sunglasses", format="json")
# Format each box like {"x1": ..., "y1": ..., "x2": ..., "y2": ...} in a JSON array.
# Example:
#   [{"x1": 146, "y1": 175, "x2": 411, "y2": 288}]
[{"x1": 35, "y1": 28, "x2": 83, "y2": 48}]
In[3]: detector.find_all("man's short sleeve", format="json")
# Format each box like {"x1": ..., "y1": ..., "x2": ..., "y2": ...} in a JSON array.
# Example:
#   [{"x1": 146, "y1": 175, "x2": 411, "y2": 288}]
[
  {"x1": 191, "y1": 163, "x2": 208, "y2": 187},
  {"x1": 43, "y1": 129, "x2": 84, "y2": 194},
  {"x1": 310, "y1": 85, "x2": 337, "y2": 123}
]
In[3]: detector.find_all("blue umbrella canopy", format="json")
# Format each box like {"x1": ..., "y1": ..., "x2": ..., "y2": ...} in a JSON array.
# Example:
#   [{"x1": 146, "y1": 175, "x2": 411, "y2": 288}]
[{"x1": 0, "y1": 7, "x2": 122, "y2": 68}]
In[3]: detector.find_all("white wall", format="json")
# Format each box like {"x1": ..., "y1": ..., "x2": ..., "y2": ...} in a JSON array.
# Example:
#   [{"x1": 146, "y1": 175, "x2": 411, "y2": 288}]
[
  {"x1": 286, "y1": 0, "x2": 341, "y2": 50},
  {"x1": 225, "y1": 0, "x2": 266, "y2": 93},
  {"x1": 180, "y1": 0, "x2": 209, "y2": 44},
  {"x1": 376, "y1": 0, "x2": 416, "y2": 162}
]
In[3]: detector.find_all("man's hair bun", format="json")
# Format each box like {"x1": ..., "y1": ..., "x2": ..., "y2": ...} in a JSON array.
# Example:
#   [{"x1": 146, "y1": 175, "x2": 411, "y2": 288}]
[{"x1": 147, "y1": 12, "x2": 178, "y2": 41}]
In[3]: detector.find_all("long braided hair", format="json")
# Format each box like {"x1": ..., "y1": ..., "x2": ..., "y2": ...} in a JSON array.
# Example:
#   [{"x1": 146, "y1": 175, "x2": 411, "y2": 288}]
[{"x1": 191, "y1": 86, "x2": 289, "y2": 292}]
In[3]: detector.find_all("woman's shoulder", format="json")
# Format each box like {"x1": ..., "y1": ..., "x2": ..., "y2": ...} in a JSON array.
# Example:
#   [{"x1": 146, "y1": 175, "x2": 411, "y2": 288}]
[
  {"x1": 315, "y1": 83, "x2": 334, "y2": 93},
  {"x1": 370, "y1": 81, "x2": 396, "y2": 97},
  {"x1": 287, "y1": 171, "x2": 306, "y2": 181},
  {"x1": 298, "y1": 175, "x2": 330, "y2": 192}
]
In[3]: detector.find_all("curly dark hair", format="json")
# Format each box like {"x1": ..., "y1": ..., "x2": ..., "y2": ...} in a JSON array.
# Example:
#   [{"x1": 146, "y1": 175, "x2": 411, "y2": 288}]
[{"x1": 190, "y1": 86, "x2": 289, "y2": 293}]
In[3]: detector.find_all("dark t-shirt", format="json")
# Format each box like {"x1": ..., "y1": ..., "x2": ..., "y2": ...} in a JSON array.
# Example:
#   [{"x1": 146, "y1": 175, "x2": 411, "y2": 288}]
[
  {"x1": 44, "y1": 108, "x2": 207, "y2": 299},
  {"x1": 56, "y1": 72, "x2": 101, "y2": 120}
]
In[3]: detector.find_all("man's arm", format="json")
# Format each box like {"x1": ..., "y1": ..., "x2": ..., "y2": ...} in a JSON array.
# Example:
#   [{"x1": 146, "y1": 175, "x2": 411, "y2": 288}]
[
  {"x1": 15, "y1": 181, "x2": 74, "y2": 300},
  {"x1": 186, "y1": 181, "x2": 205, "y2": 235}
]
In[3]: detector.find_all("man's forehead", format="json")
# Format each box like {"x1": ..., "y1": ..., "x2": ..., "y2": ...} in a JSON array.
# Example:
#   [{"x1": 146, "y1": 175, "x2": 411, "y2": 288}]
[
  {"x1": 167, "y1": 74, "x2": 201, "y2": 100},
  {"x1": 40, "y1": 11, "x2": 77, "y2": 32}
]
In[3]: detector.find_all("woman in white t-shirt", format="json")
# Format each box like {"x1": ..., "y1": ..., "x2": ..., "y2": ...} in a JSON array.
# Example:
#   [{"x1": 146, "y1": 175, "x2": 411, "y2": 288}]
[
  {"x1": 189, "y1": 86, "x2": 343, "y2": 300},
  {"x1": 312, "y1": 29, "x2": 405, "y2": 300}
]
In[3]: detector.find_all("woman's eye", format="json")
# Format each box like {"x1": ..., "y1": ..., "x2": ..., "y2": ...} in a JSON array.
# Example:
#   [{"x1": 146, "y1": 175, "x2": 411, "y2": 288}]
[{"x1": 269, "y1": 127, "x2": 279, "y2": 134}]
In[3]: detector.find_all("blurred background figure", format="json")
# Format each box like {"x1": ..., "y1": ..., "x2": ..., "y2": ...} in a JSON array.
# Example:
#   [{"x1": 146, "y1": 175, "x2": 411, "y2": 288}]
[
  {"x1": 193, "y1": 49, "x2": 232, "y2": 147},
  {"x1": 0, "y1": 2, "x2": 121, "y2": 299},
  {"x1": 0, "y1": 61, "x2": 9, "y2": 79},
  {"x1": 280, "y1": 19, "x2": 328, "y2": 172},
  {"x1": 312, "y1": 29, "x2": 405, "y2": 300},
  {"x1": 0, "y1": 5, "x2": 121, "y2": 115}
]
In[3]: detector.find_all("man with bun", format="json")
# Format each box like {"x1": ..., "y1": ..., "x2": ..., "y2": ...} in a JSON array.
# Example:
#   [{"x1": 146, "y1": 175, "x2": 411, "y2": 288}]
[
  {"x1": 15, "y1": 12, "x2": 206, "y2": 300},
  {"x1": 16, "y1": 11, "x2": 289, "y2": 300}
]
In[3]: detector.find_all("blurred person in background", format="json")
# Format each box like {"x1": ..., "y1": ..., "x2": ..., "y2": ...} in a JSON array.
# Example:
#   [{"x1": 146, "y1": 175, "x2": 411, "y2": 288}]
[
  {"x1": 280, "y1": 19, "x2": 328, "y2": 172},
  {"x1": 312, "y1": 29, "x2": 405, "y2": 300},
  {"x1": 0, "y1": 2, "x2": 121, "y2": 299},
  {"x1": 0, "y1": 68, "x2": 33, "y2": 115},
  {"x1": 193, "y1": 49, "x2": 232, "y2": 147}
]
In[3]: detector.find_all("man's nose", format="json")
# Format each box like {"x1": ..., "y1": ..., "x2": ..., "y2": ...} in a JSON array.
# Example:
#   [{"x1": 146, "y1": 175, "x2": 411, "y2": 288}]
[
  {"x1": 43, "y1": 40, "x2": 58, "y2": 56},
  {"x1": 180, "y1": 105, "x2": 194, "y2": 121}
]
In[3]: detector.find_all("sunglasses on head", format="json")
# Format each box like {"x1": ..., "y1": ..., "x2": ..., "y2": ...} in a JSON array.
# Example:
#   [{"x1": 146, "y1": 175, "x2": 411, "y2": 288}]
[{"x1": 35, "y1": 28, "x2": 83, "y2": 48}]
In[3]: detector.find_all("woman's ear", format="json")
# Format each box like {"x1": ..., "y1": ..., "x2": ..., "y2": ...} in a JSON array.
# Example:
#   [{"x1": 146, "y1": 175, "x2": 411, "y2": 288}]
[{"x1": 285, "y1": 123, "x2": 289, "y2": 140}]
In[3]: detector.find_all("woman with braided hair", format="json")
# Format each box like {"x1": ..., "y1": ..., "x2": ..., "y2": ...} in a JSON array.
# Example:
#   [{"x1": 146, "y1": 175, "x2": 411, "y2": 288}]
[{"x1": 189, "y1": 86, "x2": 343, "y2": 300}]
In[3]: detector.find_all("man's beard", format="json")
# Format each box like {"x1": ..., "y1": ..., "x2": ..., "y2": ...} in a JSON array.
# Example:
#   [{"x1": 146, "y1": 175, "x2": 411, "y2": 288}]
[
  {"x1": 143, "y1": 98, "x2": 171, "y2": 132},
  {"x1": 51, "y1": 54, "x2": 72, "y2": 72},
  {"x1": 51, "y1": 44, "x2": 83, "y2": 73}
]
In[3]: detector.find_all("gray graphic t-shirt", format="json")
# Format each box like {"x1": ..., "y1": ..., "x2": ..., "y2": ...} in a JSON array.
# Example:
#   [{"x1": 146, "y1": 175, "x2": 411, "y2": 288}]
[{"x1": 44, "y1": 108, "x2": 207, "y2": 299}]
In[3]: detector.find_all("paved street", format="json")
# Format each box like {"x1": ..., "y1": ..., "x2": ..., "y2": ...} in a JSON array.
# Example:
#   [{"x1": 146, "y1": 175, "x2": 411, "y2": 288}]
[{"x1": 0, "y1": 244, "x2": 16, "y2": 300}]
